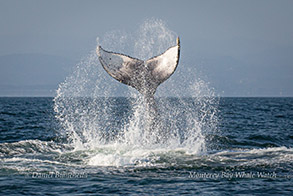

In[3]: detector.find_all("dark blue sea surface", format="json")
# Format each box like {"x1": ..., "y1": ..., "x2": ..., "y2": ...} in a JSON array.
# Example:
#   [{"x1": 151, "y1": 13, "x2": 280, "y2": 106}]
[{"x1": 0, "y1": 97, "x2": 293, "y2": 195}]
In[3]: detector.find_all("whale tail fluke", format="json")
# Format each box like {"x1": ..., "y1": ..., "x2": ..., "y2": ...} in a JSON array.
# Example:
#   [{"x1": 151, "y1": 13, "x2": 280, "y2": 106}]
[
  {"x1": 96, "y1": 38, "x2": 180, "y2": 141},
  {"x1": 96, "y1": 37, "x2": 180, "y2": 96}
]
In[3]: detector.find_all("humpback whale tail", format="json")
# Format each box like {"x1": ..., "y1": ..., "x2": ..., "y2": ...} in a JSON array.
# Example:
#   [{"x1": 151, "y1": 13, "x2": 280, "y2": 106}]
[
  {"x1": 96, "y1": 37, "x2": 180, "y2": 97},
  {"x1": 96, "y1": 38, "x2": 180, "y2": 140}
]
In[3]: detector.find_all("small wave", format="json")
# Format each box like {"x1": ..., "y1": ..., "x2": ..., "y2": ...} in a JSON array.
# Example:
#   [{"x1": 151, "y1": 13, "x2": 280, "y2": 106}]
[
  {"x1": 0, "y1": 140, "x2": 82, "y2": 174},
  {"x1": 85, "y1": 143, "x2": 197, "y2": 167},
  {"x1": 1, "y1": 139, "x2": 292, "y2": 176},
  {"x1": 86, "y1": 145, "x2": 293, "y2": 170},
  {"x1": 208, "y1": 147, "x2": 293, "y2": 170},
  {"x1": 213, "y1": 146, "x2": 293, "y2": 155},
  {"x1": 0, "y1": 139, "x2": 71, "y2": 157},
  {"x1": 2, "y1": 156, "x2": 80, "y2": 168}
]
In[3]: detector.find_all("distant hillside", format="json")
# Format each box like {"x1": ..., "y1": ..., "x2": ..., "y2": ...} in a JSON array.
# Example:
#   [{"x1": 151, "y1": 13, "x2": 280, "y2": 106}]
[
  {"x1": 182, "y1": 46, "x2": 293, "y2": 97},
  {"x1": 0, "y1": 54, "x2": 75, "y2": 96},
  {"x1": 0, "y1": 47, "x2": 292, "y2": 97}
]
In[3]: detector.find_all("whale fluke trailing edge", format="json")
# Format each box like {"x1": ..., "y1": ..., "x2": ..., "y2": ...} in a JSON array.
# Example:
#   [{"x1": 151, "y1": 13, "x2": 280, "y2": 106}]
[{"x1": 96, "y1": 37, "x2": 180, "y2": 97}]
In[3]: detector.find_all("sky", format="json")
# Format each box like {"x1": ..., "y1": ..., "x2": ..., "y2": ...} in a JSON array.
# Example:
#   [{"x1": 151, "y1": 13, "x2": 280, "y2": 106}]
[{"x1": 0, "y1": 0, "x2": 292, "y2": 96}]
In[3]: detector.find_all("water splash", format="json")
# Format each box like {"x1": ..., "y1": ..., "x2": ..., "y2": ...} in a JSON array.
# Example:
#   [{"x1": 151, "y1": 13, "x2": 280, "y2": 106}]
[
  {"x1": 134, "y1": 19, "x2": 177, "y2": 59},
  {"x1": 53, "y1": 19, "x2": 218, "y2": 166}
]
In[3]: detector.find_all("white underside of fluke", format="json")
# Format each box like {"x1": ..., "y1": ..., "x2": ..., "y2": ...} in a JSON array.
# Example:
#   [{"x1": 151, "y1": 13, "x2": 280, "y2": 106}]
[{"x1": 96, "y1": 37, "x2": 180, "y2": 95}]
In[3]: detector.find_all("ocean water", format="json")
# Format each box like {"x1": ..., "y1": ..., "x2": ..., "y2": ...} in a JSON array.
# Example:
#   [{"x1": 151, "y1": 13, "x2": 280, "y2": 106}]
[{"x1": 0, "y1": 97, "x2": 292, "y2": 195}]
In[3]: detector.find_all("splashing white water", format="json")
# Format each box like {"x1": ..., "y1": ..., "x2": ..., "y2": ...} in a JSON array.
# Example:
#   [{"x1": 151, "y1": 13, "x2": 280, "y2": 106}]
[{"x1": 53, "y1": 19, "x2": 218, "y2": 166}]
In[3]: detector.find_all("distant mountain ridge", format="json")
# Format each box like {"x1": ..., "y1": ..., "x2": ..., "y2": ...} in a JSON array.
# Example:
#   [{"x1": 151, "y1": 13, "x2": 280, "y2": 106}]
[
  {"x1": 0, "y1": 53, "x2": 75, "y2": 96},
  {"x1": 0, "y1": 47, "x2": 292, "y2": 97}
]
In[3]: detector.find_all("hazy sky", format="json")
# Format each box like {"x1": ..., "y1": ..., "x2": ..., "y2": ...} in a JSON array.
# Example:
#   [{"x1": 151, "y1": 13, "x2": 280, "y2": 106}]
[{"x1": 0, "y1": 0, "x2": 293, "y2": 96}]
